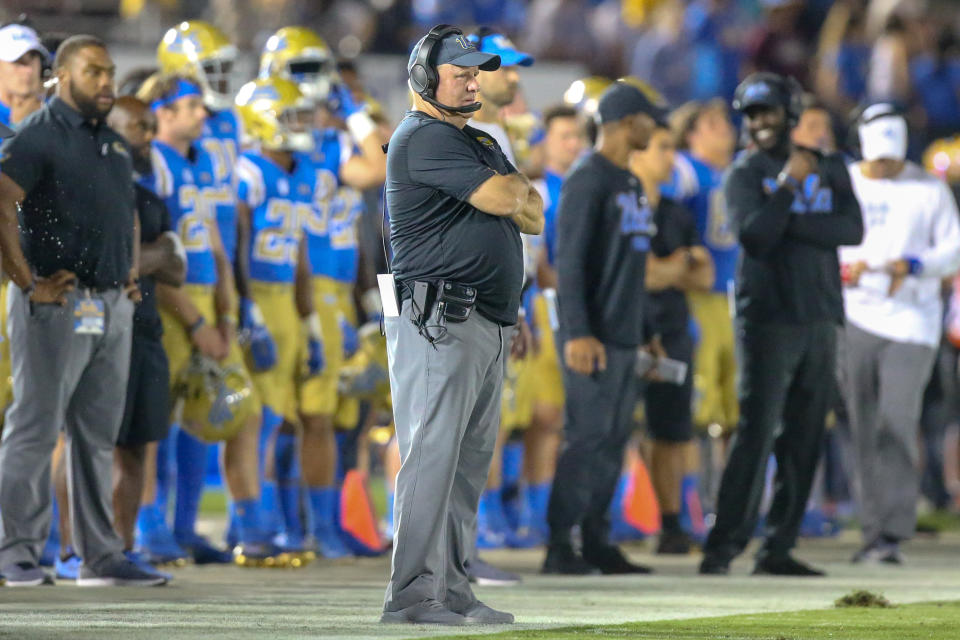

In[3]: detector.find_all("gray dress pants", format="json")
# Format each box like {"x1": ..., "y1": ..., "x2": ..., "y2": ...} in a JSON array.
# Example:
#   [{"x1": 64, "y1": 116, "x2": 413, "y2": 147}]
[
  {"x1": 0, "y1": 287, "x2": 133, "y2": 569},
  {"x1": 843, "y1": 322, "x2": 937, "y2": 543},
  {"x1": 383, "y1": 300, "x2": 511, "y2": 613}
]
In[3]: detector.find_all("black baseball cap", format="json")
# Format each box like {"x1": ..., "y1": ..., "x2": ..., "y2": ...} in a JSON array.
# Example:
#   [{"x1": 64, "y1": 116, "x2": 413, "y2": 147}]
[
  {"x1": 408, "y1": 31, "x2": 501, "y2": 74},
  {"x1": 597, "y1": 82, "x2": 667, "y2": 126}
]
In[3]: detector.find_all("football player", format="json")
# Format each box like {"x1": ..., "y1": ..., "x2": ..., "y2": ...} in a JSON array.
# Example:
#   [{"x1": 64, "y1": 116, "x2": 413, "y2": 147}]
[
  {"x1": 156, "y1": 21, "x2": 279, "y2": 556},
  {"x1": 234, "y1": 76, "x2": 330, "y2": 561},
  {"x1": 259, "y1": 26, "x2": 386, "y2": 557},
  {"x1": 137, "y1": 73, "x2": 278, "y2": 566}
]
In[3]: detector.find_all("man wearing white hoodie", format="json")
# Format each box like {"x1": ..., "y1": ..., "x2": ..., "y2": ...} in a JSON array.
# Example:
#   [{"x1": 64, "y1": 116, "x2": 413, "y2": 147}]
[{"x1": 841, "y1": 103, "x2": 960, "y2": 564}]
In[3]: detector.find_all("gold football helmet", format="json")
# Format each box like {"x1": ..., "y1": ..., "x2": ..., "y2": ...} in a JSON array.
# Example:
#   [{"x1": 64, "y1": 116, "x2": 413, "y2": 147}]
[
  {"x1": 174, "y1": 353, "x2": 256, "y2": 443},
  {"x1": 338, "y1": 322, "x2": 390, "y2": 406},
  {"x1": 157, "y1": 21, "x2": 237, "y2": 111},
  {"x1": 563, "y1": 76, "x2": 613, "y2": 116},
  {"x1": 235, "y1": 77, "x2": 315, "y2": 152},
  {"x1": 259, "y1": 26, "x2": 338, "y2": 102}
]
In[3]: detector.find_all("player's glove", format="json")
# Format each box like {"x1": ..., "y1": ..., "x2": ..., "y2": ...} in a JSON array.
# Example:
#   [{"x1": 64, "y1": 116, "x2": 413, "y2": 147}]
[
  {"x1": 340, "y1": 314, "x2": 359, "y2": 360},
  {"x1": 240, "y1": 298, "x2": 277, "y2": 372},
  {"x1": 329, "y1": 84, "x2": 377, "y2": 145},
  {"x1": 327, "y1": 83, "x2": 363, "y2": 119},
  {"x1": 306, "y1": 312, "x2": 326, "y2": 376}
]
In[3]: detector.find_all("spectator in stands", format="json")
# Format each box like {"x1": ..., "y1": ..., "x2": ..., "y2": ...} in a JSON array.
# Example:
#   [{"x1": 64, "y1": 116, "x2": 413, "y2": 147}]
[{"x1": 744, "y1": 0, "x2": 815, "y2": 88}]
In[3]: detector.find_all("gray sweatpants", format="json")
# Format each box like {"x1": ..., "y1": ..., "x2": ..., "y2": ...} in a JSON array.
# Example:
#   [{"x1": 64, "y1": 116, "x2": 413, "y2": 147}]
[
  {"x1": 843, "y1": 323, "x2": 936, "y2": 543},
  {"x1": 0, "y1": 286, "x2": 133, "y2": 569},
  {"x1": 383, "y1": 299, "x2": 511, "y2": 613}
]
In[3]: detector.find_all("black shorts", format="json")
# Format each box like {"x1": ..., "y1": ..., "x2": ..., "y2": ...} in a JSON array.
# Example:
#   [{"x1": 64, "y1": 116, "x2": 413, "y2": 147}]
[
  {"x1": 116, "y1": 334, "x2": 171, "y2": 447},
  {"x1": 643, "y1": 329, "x2": 694, "y2": 443}
]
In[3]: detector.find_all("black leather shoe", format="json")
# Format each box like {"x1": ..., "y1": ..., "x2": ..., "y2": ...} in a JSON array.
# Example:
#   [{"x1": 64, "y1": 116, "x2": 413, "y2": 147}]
[
  {"x1": 656, "y1": 530, "x2": 693, "y2": 555},
  {"x1": 583, "y1": 544, "x2": 653, "y2": 575},
  {"x1": 753, "y1": 554, "x2": 825, "y2": 577},
  {"x1": 698, "y1": 555, "x2": 730, "y2": 575},
  {"x1": 542, "y1": 543, "x2": 601, "y2": 575}
]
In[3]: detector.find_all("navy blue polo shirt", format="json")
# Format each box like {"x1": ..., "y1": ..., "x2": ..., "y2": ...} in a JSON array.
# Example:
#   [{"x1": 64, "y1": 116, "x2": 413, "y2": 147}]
[
  {"x1": 386, "y1": 110, "x2": 523, "y2": 325},
  {"x1": 0, "y1": 98, "x2": 135, "y2": 290}
]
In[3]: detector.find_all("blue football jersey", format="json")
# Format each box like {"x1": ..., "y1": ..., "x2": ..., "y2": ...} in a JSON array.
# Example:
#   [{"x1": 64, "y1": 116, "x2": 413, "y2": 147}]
[
  {"x1": 150, "y1": 140, "x2": 221, "y2": 285},
  {"x1": 235, "y1": 150, "x2": 316, "y2": 284},
  {"x1": 664, "y1": 151, "x2": 739, "y2": 294},
  {"x1": 300, "y1": 128, "x2": 356, "y2": 280},
  {"x1": 329, "y1": 186, "x2": 363, "y2": 283},
  {"x1": 533, "y1": 169, "x2": 564, "y2": 268},
  {"x1": 200, "y1": 109, "x2": 242, "y2": 263}
]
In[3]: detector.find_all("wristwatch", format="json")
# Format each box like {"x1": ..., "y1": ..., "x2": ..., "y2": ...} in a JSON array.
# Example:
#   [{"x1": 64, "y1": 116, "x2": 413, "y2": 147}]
[
  {"x1": 776, "y1": 171, "x2": 801, "y2": 191},
  {"x1": 22, "y1": 281, "x2": 35, "y2": 300}
]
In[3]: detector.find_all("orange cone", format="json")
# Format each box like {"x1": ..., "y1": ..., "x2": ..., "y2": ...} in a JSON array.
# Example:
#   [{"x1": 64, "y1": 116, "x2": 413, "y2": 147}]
[
  {"x1": 340, "y1": 469, "x2": 385, "y2": 555},
  {"x1": 622, "y1": 457, "x2": 661, "y2": 535}
]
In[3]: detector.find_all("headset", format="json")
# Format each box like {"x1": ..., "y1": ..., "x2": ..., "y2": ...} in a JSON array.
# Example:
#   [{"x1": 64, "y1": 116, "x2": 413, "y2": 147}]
[
  {"x1": 733, "y1": 72, "x2": 805, "y2": 126},
  {"x1": 408, "y1": 24, "x2": 483, "y2": 115}
]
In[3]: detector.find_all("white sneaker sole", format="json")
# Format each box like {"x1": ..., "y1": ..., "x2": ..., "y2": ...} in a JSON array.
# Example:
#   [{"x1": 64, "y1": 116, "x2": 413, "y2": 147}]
[
  {"x1": 5, "y1": 578, "x2": 54, "y2": 587},
  {"x1": 473, "y1": 576, "x2": 520, "y2": 587},
  {"x1": 76, "y1": 576, "x2": 167, "y2": 587}
]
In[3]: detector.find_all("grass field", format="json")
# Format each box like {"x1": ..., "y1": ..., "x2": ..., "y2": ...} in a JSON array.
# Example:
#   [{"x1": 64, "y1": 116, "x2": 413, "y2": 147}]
[{"x1": 1, "y1": 532, "x2": 959, "y2": 640}]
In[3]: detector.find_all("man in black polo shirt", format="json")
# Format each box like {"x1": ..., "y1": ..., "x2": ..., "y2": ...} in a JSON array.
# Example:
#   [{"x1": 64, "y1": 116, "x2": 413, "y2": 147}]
[
  {"x1": 0, "y1": 35, "x2": 164, "y2": 587},
  {"x1": 545, "y1": 81, "x2": 661, "y2": 576},
  {"x1": 381, "y1": 25, "x2": 542, "y2": 625},
  {"x1": 699, "y1": 73, "x2": 862, "y2": 577}
]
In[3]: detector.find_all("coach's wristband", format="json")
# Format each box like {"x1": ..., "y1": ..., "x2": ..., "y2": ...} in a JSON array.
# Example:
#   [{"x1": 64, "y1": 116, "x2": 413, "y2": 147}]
[{"x1": 187, "y1": 316, "x2": 206, "y2": 336}]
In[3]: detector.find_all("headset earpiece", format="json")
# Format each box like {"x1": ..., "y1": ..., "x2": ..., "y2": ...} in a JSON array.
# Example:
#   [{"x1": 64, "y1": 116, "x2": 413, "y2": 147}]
[{"x1": 409, "y1": 24, "x2": 460, "y2": 99}]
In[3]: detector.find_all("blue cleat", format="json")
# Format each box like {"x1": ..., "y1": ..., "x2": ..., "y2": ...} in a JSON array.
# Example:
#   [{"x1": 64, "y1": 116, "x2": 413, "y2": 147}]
[
  {"x1": 135, "y1": 504, "x2": 188, "y2": 566},
  {"x1": 125, "y1": 550, "x2": 173, "y2": 581},
  {"x1": 233, "y1": 541, "x2": 290, "y2": 568},
  {"x1": 175, "y1": 532, "x2": 233, "y2": 565},
  {"x1": 54, "y1": 548, "x2": 81, "y2": 581}
]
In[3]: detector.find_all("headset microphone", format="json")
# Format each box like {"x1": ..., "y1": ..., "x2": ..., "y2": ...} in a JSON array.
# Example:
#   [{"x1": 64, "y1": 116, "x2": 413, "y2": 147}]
[{"x1": 417, "y1": 89, "x2": 482, "y2": 115}]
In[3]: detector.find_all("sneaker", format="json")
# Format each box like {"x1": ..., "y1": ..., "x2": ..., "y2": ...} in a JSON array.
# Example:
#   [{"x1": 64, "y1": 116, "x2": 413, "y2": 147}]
[
  {"x1": 77, "y1": 556, "x2": 167, "y2": 586},
  {"x1": 380, "y1": 599, "x2": 467, "y2": 625},
  {"x1": 752, "y1": 554, "x2": 825, "y2": 577},
  {"x1": 466, "y1": 558, "x2": 521, "y2": 586},
  {"x1": 124, "y1": 551, "x2": 173, "y2": 582},
  {"x1": 583, "y1": 544, "x2": 653, "y2": 575},
  {"x1": 1, "y1": 562, "x2": 54, "y2": 586},
  {"x1": 459, "y1": 601, "x2": 515, "y2": 624},
  {"x1": 852, "y1": 539, "x2": 904, "y2": 565},
  {"x1": 175, "y1": 532, "x2": 232, "y2": 565},
  {"x1": 541, "y1": 543, "x2": 601, "y2": 576},
  {"x1": 55, "y1": 549, "x2": 81, "y2": 580}
]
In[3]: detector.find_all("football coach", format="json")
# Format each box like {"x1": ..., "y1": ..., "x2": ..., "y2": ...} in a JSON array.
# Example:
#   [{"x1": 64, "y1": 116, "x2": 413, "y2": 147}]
[
  {"x1": 380, "y1": 25, "x2": 543, "y2": 625},
  {"x1": 0, "y1": 35, "x2": 160, "y2": 586}
]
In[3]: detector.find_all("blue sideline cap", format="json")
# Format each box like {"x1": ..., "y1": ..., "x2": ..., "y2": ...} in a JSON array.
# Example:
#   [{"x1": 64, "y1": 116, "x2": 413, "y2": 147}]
[{"x1": 468, "y1": 33, "x2": 534, "y2": 67}]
